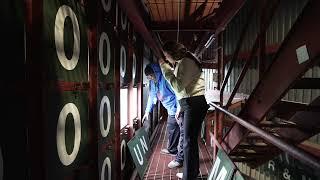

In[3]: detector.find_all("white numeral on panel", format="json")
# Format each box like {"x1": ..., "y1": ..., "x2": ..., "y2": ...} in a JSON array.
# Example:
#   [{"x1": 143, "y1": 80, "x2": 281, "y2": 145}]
[
  {"x1": 120, "y1": 10, "x2": 127, "y2": 31},
  {"x1": 55, "y1": 5, "x2": 80, "y2": 70},
  {"x1": 99, "y1": 32, "x2": 111, "y2": 75},
  {"x1": 101, "y1": 156, "x2": 111, "y2": 180},
  {"x1": 99, "y1": 96, "x2": 111, "y2": 137},
  {"x1": 132, "y1": 53, "x2": 136, "y2": 80},
  {"x1": 57, "y1": 103, "x2": 81, "y2": 166},
  {"x1": 120, "y1": 45, "x2": 126, "y2": 78},
  {"x1": 121, "y1": 140, "x2": 126, "y2": 170},
  {"x1": 101, "y1": 0, "x2": 112, "y2": 13}
]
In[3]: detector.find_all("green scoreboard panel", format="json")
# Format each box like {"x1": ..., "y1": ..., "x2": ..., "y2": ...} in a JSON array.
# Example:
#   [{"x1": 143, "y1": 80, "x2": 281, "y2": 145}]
[
  {"x1": 43, "y1": 0, "x2": 88, "y2": 82},
  {"x1": 100, "y1": 0, "x2": 116, "y2": 24},
  {"x1": 45, "y1": 91, "x2": 90, "y2": 179}
]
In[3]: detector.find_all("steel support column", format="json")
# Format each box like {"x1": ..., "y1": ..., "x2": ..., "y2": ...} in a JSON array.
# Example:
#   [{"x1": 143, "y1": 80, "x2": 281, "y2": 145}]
[
  {"x1": 88, "y1": 15, "x2": 99, "y2": 180},
  {"x1": 25, "y1": 0, "x2": 45, "y2": 179},
  {"x1": 222, "y1": 0, "x2": 320, "y2": 155}
]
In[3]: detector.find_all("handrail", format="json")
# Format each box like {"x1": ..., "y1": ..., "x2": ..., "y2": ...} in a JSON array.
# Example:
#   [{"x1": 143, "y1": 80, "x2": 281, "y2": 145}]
[{"x1": 209, "y1": 102, "x2": 320, "y2": 170}]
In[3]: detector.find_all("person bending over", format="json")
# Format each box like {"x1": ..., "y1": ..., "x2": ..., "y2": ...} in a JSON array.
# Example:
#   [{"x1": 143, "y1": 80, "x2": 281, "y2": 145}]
[{"x1": 142, "y1": 63, "x2": 184, "y2": 168}]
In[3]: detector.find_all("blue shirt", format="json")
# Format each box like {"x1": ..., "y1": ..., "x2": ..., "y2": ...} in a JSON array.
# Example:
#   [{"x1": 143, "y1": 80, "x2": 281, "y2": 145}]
[{"x1": 145, "y1": 64, "x2": 178, "y2": 115}]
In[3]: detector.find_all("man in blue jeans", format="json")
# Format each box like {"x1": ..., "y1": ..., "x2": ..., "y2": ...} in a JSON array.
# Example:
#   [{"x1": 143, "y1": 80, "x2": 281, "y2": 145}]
[{"x1": 142, "y1": 63, "x2": 184, "y2": 168}]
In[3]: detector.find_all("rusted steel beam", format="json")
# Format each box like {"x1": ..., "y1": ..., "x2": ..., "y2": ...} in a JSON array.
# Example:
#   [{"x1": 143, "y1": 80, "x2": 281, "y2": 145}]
[
  {"x1": 217, "y1": 33, "x2": 222, "y2": 90},
  {"x1": 211, "y1": 0, "x2": 247, "y2": 34},
  {"x1": 223, "y1": 44, "x2": 280, "y2": 63},
  {"x1": 220, "y1": 2, "x2": 257, "y2": 95},
  {"x1": 201, "y1": 62, "x2": 218, "y2": 69},
  {"x1": 292, "y1": 78, "x2": 320, "y2": 89},
  {"x1": 88, "y1": 24, "x2": 99, "y2": 180},
  {"x1": 271, "y1": 100, "x2": 308, "y2": 119},
  {"x1": 259, "y1": 0, "x2": 267, "y2": 78},
  {"x1": 276, "y1": 96, "x2": 320, "y2": 143},
  {"x1": 259, "y1": 122, "x2": 297, "y2": 128},
  {"x1": 237, "y1": 144, "x2": 279, "y2": 152},
  {"x1": 230, "y1": 157, "x2": 257, "y2": 162},
  {"x1": 225, "y1": 40, "x2": 259, "y2": 108},
  {"x1": 298, "y1": 142, "x2": 320, "y2": 158},
  {"x1": 230, "y1": 153, "x2": 265, "y2": 159},
  {"x1": 225, "y1": 0, "x2": 280, "y2": 109},
  {"x1": 222, "y1": 0, "x2": 320, "y2": 155},
  {"x1": 210, "y1": 103, "x2": 320, "y2": 170},
  {"x1": 194, "y1": 0, "x2": 247, "y2": 56},
  {"x1": 118, "y1": 0, "x2": 162, "y2": 58},
  {"x1": 25, "y1": 0, "x2": 46, "y2": 179}
]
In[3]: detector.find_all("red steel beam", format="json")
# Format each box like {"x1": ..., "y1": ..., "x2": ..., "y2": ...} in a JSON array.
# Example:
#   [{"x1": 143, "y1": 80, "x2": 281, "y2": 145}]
[
  {"x1": 271, "y1": 100, "x2": 308, "y2": 120},
  {"x1": 276, "y1": 96, "x2": 320, "y2": 143},
  {"x1": 225, "y1": 40, "x2": 259, "y2": 108},
  {"x1": 299, "y1": 142, "x2": 320, "y2": 158},
  {"x1": 223, "y1": 44, "x2": 280, "y2": 63},
  {"x1": 25, "y1": 0, "x2": 46, "y2": 179},
  {"x1": 222, "y1": 0, "x2": 320, "y2": 154},
  {"x1": 211, "y1": 0, "x2": 247, "y2": 34},
  {"x1": 118, "y1": 0, "x2": 162, "y2": 58},
  {"x1": 194, "y1": 0, "x2": 247, "y2": 56},
  {"x1": 292, "y1": 78, "x2": 320, "y2": 89},
  {"x1": 220, "y1": 2, "x2": 257, "y2": 96},
  {"x1": 88, "y1": 25, "x2": 99, "y2": 180},
  {"x1": 225, "y1": 0, "x2": 280, "y2": 108}
]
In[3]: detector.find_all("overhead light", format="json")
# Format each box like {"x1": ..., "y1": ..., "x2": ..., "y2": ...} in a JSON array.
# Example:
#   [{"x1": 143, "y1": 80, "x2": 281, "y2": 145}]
[{"x1": 204, "y1": 34, "x2": 215, "y2": 48}]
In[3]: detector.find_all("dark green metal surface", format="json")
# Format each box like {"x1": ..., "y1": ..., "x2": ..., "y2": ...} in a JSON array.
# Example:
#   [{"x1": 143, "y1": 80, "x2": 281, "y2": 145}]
[
  {"x1": 43, "y1": 0, "x2": 88, "y2": 82},
  {"x1": 45, "y1": 91, "x2": 90, "y2": 179},
  {"x1": 127, "y1": 128, "x2": 151, "y2": 179}
]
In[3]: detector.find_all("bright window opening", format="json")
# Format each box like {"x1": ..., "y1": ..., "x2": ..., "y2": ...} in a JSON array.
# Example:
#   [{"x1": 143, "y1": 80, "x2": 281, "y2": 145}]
[
  {"x1": 120, "y1": 89, "x2": 128, "y2": 129},
  {"x1": 131, "y1": 88, "x2": 138, "y2": 119}
]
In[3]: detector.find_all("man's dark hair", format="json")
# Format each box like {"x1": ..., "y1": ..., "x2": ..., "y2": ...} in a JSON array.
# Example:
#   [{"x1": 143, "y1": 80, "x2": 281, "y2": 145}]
[{"x1": 144, "y1": 64, "x2": 154, "y2": 76}]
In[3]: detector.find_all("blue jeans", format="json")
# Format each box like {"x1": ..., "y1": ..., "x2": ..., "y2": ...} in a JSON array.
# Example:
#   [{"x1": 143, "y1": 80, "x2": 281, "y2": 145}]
[
  {"x1": 166, "y1": 115, "x2": 184, "y2": 163},
  {"x1": 179, "y1": 95, "x2": 208, "y2": 180}
]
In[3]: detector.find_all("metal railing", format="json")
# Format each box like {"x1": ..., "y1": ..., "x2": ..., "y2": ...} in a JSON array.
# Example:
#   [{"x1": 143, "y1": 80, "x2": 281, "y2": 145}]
[{"x1": 209, "y1": 102, "x2": 320, "y2": 170}]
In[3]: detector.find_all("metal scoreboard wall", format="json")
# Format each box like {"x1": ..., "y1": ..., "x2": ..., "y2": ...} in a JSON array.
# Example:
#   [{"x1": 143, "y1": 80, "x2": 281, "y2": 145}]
[
  {"x1": 20, "y1": 0, "x2": 146, "y2": 179},
  {"x1": 97, "y1": 0, "x2": 116, "y2": 180},
  {"x1": 42, "y1": 0, "x2": 93, "y2": 179}
]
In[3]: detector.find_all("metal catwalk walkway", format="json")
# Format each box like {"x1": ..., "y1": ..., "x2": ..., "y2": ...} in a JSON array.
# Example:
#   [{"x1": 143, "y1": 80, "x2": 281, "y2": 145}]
[{"x1": 144, "y1": 120, "x2": 213, "y2": 180}]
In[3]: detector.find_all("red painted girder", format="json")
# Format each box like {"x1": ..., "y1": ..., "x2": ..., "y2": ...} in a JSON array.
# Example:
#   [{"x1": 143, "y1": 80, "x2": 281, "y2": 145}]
[
  {"x1": 210, "y1": 0, "x2": 247, "y2": 34},
  {"x1": 292, "y1": 78, "x2": 320, "y2": 89},
  {"x1": 118, "y1": 0, "x2": 162, "y2": 58},
  {"x1": 195, "y1": 0, "x2": 247, "y2": 55},
  {"x1": 222, "y1": 0, "x2": 320, "y2": 153},
  {"x1": 299, "y1": 142, "x2": 320, "y2": 158},
  {"x1": 276, "y1": 96, "x2": 320, "y2": 143},
  {"x1": 271, "y1": 100, "x2": 308, "y2": 119}
]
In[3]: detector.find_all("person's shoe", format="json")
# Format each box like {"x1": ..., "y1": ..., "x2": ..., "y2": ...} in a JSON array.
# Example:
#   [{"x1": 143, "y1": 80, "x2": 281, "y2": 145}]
[
  {"x1": 168, "y1": 160, "x2": 182, "y2": 169},
  {"x1": 160, "y1": 149, "x2": 176, "y2": 156},
  {"x1": 176, "y1": 173, "x2": 183, "y2": 179}
]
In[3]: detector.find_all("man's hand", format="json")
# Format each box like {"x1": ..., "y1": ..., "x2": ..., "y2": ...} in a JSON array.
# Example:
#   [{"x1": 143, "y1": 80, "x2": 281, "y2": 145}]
[{"x1": 142, "y1": 113, "x2": 149, "y2": 123}]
